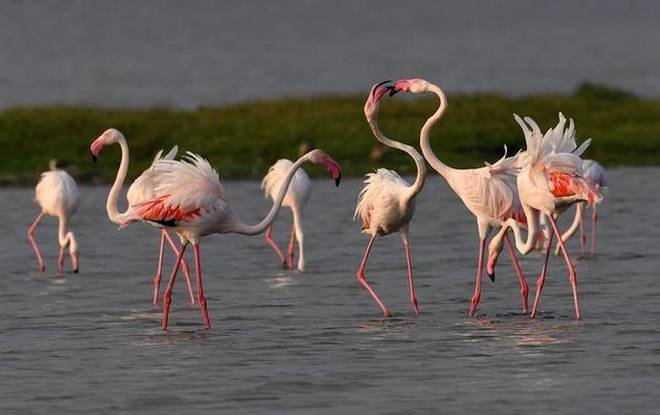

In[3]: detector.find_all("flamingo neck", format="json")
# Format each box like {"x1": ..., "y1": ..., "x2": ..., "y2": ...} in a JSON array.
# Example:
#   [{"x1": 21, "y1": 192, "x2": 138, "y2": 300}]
[
  {"x1": 508, "y1": 203, "x2": 539, "y2": 255},
  {"x1": 232, "y1": 154, "x2": 310, "y2": 235},
  {"x1": 419, "y1": 84, "x2": 456, "y2": 179},
  {"x1": 57, "y1": 215, "x2": 77, "y2": 253},
  {"x1": 367, "y1": 113, "x2": 426, "y2": 200},
  {"x1": 106, "y1": 137, "x2": 130, "y2": 224}
]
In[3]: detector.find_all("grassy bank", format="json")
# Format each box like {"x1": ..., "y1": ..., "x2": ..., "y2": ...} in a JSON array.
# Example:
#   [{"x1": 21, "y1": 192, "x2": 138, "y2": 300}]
[{"x1": 0, "y1": 83, "x2": 658, "y2": 185}]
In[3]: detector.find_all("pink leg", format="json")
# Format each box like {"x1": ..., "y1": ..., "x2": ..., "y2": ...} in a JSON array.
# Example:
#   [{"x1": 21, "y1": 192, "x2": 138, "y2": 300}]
[
  {"x1": 401, "y1": 234, "x2": 420, "y2": 316},
  {"x1": 193, "y1": 244, "x2": 211, "y2": 329},
  {"x1": 164, "y1": 231, "x2": 195, "y2": 306},
  {"x1": 162, "y1": 242, "x2": 188, "y2": 330},
  {"x1": 531, "y1": 227, "x2": 554, "y2": 318},
  {"x1": 469, "y1": 239, "x2": 487, "y2": 316},
  {"x1": 548, "y1": 215, "x2": 581, "y2": 320},
  {"x1": 152, "y1": 231, "x2": 166, "y2": 305},
  {"x1": 265, "y1": 225, "x2": 287, "y2": 268},
  {"x1": 505, "y1": 233, "x2": 529, "y2": 314},
  {"x1": 590, "y1": 206, "x2": 598, "y2": 256},
  {"x1": 579, "y1": 214, "x2": 586, "y2": 258},
  {"x1": 57, "y1": 246, "x2": 65, "y2": 273},
  {"x1": 356, "y1": 235, "x2": 391, "y2": 317},
  {"x1": 287, "y1": 222, "x2": 296, "y2": 269},
  {"x1": 27, "y1": 212, "x2": 46, "y2": 272}
]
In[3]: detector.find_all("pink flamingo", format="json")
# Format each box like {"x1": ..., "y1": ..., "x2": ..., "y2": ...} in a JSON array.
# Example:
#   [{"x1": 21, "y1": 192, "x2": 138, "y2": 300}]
[
  {"x1": 353, "y1": 81, "x2": 427, "y2": 317},
  {"x1": 489, "y1": 113, "x2": 602, "y2": 319},
  {"x1": 552, "y1": 159, "x2": 606, "y2": 256},
  {"x1": 90, "y1": 129, "x2": 195, "y2": 305},
  {"x1": 28, "y1": 164, "x2": 80, "y2": 273},
  {"x1": 389, "y1": 78, "x2": 529, "y2": 316},
  {"x1": 261, "y1": 159, "x2": 311, "y2": 270},
  {"x1": 101, "y1": 147, "x2": 341, "y2": 330}
]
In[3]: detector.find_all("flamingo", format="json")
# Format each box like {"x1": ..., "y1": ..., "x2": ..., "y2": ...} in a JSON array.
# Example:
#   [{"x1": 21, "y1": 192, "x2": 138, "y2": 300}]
[
  {"x1": 388, "y1": 78, "x2": 529, "y2": 316},
  {"x1": 488, "y1": 113, "x2": 603, "y2": 319},
  {"x1": 353, "y1": 81, "x2": 427, "y2": 317},
  {"x1": 261, "y1": 159, "x2": 311, "y2": 270},
  {"x1": 28, "y1": 165, "x2": 80, "y2": 273},
  {"x1": 99, "y1": 146, "x2": 341, "y2": 330},
  {"x1": 90, "y1": 129, "x2": 195, "y2": 305},
  {"x1": 551, "y1": 159, "x2": 606, "y2": 256}
]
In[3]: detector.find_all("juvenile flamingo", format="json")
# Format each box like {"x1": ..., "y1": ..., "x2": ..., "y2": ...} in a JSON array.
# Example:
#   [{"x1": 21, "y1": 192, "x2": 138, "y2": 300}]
[
  {"x1": 489, "y1": 113, "x2": 602, "y2": 319},
  {"x1": 353, "y1": 81, "x2": 427, "y2": 317},
  {"x1": 261, "y1": 159, "x2": 311, "y2": 270},
  {"x1": 28, "y1": 165, "x2": 80, "y2": 273},
  {"x1": 389, "y1": 78, "x2": 529, "y2": 316},
  {"x1": 90, "y1": 129, "x2": 195, "y2": 305},
  {"x1": 552, "y1": 159, "x2": 606, "y2": 256},
  {"x1": 105, "y1": 148, "x2": 341, "y2": 330}
]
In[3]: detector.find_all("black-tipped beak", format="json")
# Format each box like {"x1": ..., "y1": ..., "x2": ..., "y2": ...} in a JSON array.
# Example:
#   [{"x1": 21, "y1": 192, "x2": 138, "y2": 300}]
[
  {"x1": 335, "y1": 174, "x2": 342, "y2": 187},
  {"x1": 92, "y1": 155, "x2": 97, "y2": 163},
  {"x1": 388, "y1": 86, "x2": 399, "y2": 97},
  {"x1": 488, "y1": 272, "x2": 495, "y2": 282},
  {"x1": 73, "y1": 268, "x2": 79, "y2": 274}
]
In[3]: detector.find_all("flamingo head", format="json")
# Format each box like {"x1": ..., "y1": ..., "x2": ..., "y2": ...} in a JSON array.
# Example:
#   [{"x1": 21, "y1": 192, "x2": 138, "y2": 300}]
[
  {"x1": 307, "y1": 149, "x2": 342, "y2": 187},
  {"x1": 391, "y1": 78, "x2": 429, "y2": 95},
  {"x1": 364, "y1": 80, "x2": 394, "y2": 119},
  {"x1": 90, "y1": 128, "x2": 125, "y2": 162}
]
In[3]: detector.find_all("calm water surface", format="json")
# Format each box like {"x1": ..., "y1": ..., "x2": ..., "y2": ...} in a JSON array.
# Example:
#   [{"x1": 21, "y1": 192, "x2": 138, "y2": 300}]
[{"x1": 1, "y1": 169, "x2": 659, "y2": 414}]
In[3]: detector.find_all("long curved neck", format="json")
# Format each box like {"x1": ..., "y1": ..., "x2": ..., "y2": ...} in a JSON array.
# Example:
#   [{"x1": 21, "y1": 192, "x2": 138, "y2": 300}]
[
  {"x1": 106, "y1": 137, "x2": 130, "y2": 224},
  {"x1": 57, "y1": 214, "x2": 69, "y2": 247},
  {"x1": 367, "y1": 113, "x2": 426, "y2": 200},
  {"x1": 232, "y1": 154, "x2": 310, "y2": 235},
  {"x1": 508, "y1": 203, "x2": 539, "y2": 255},
  {"x1": 420, "y1": 85, "x2": 455, "y2": 179}
]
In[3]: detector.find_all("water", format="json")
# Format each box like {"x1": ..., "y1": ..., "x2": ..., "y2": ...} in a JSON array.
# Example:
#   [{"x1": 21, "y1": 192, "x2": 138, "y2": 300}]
[
  {"x1": 2, "y1": 1, "x2": 660, "y2": 109},
  {"x1": 1, "y1": 168, "x2": 659, "y2": 414}
]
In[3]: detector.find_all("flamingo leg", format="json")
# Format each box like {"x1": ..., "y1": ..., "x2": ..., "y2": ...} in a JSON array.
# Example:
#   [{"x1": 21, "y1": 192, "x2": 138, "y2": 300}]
[
  {"x1": 265, "y1": 225, "x2": 287, "y2": 268},
  {"x1": 504, "y1": 233, "x2": 529, "y2": 314},
  {"x1": 548, "y1": 215, "x2": 581, "y2": 320},
  {"x1": 590, "y1": 205, "x2": 598, "y2": 256},
  {"x1": 57, "y1": 246, "x2": 65, "y2": 273},
  {"x1": 163, "y1": 230, "x2": 195, "y2": 305},
  {"x1": 356, "y1": 235, "x2": 391, "y2": 317},
  {"x1": 152, "y1": 231, "x2": 166, "y2": 305},
  {"x1": 531, "y1": 223, "x2": 555, "y2": 318},
  {"x1": 469, "y1": 238, "x2": 487, "y2": 316},
  {"x1": 287, "y1": 221, "x2": 296, "y2": 269},
  {"x1": 400, "y1": 231, "x2": 419, "y2": 316},
  {"x1": 27, "y1": 212, "x2": 46, "y2": 272},
  {"x1": 193, "y1": 243, "x2": 211, "y2": 329},
  {"x1": 162, "y1": 242, "x2": 188, "y2": 330}
]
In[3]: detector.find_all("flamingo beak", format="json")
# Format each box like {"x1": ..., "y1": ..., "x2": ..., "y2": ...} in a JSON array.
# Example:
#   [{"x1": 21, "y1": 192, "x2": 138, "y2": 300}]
[
  {"x1": 92, "y1": 155, "x2": 97, "y2": 163},
  {"x1": 72, "y1": 252, "x2": 79, "y2": 273},
  {"x1": 388, "y1": 85, "x2": 399, "y2": 97}
]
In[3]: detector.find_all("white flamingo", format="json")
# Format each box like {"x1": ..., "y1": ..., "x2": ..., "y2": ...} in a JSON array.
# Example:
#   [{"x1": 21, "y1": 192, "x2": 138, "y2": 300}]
[
  {"x1": 90, "y1": 129, "x2": 195, "y2": 305},
  {"x1": 353, "y1": 81, "x2": 427, "y2": 317},
  {"x1": 261, "y1": 159, "x2": 311, "y2": 271},
  {"x1": 551, "y1": 159, "x2": 606, "y2": 256},
  {"x1": 28, "y1": 165, "x2": 80, "y2": 273},
  {"x1": 489, "y1": 113, "x2": 602, "y2": 319},
  {"x1": 95, "y1": 143, "x2": 341, "y2": 330},
  {"x1": 389, "y1": 78, "x2": 529, "y2": 316}
]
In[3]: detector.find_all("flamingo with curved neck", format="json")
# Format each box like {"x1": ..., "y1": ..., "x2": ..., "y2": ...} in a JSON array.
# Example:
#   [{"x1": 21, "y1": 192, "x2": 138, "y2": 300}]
[
  {"x1": 389, "y1": 78, "x2": 530, "y2": 316},
  {"x1": 353, "y1": 81, "x2": 426, "y2": 317},
  {"x1": 112, "y1": 148, "x2": 341, "y2": 330}
]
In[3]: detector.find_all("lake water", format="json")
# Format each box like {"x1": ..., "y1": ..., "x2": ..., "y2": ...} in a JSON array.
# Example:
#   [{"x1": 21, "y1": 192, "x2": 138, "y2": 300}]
[
  {"x1": 2, "y1": 1, "x2": 660, "y2": 108},
  {"x1": 1, "y1": 169, "x2": 659, "y2": 414}
]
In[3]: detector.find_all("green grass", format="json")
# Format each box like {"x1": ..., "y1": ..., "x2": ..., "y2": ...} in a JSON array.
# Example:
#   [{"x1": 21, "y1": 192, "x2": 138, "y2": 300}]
[{"x1": 1, "y1": 83, "x2": 658, "y2": 185}]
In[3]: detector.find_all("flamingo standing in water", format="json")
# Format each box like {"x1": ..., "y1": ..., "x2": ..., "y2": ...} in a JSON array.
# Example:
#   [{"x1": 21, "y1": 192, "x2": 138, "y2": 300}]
[
  {"x1": 100, "y1": 145, "x2": 341, "y2": 330},
  {"x1": 90, "y1": 129, "x2": 195, "y2": 305},
  {"x1": 261, "y1": 159, "x2": 311, "y2": 270},
  {"x1": 489, "y1": 113, "x2": 602, "y2": 319},
  {"x1": 28, "y1": 165, "x2": 80, "y2": 273},
  {"x1": 551, "y1": 159, "x2": 606, "y2": 256},
  {"x1": 388, "y1": 78, "x2": 529, "y2": 316},
  {"x1": 353, "y1": 81, "x2": 427, "y2": 317}
]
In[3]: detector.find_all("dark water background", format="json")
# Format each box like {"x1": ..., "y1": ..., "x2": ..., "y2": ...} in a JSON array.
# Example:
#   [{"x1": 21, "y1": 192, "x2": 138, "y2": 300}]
[
  {"x1": 1, "y1": 169, "x2": 659, "y2": 414},
  {"x1": 2, "y1": 0, "x2": 660, "y2": 108}
]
